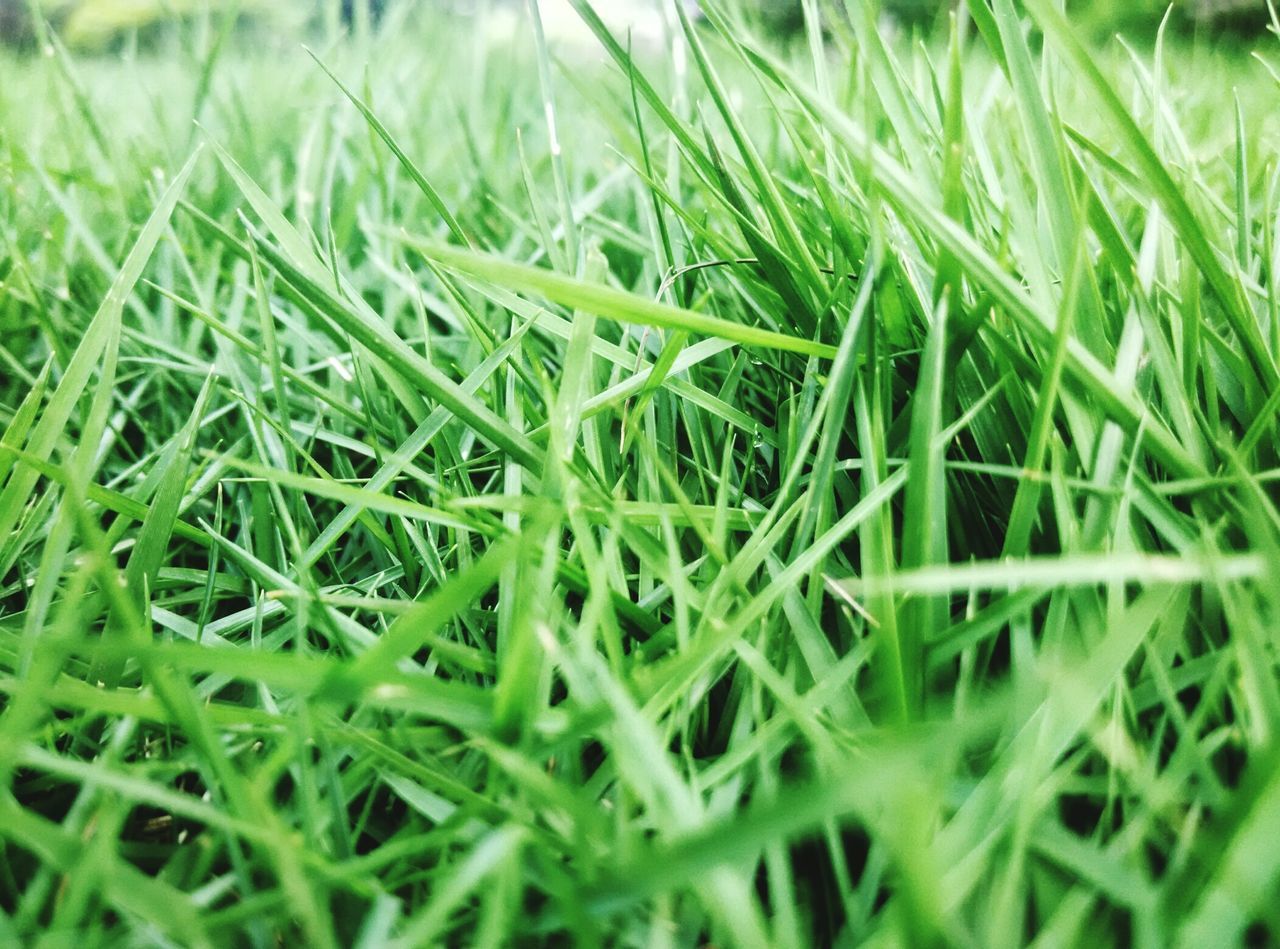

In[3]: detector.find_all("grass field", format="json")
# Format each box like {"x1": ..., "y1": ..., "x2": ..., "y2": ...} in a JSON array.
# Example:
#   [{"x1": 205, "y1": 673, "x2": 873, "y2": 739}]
[{"x1": 2, "y1": 1, "x2": 1280, "y2": 945}]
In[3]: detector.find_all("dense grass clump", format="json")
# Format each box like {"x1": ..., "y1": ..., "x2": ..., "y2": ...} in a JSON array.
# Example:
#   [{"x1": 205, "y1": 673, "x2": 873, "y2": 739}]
[{"x1": 2, "y1": 1, "x2": 1280, "y2": 944}]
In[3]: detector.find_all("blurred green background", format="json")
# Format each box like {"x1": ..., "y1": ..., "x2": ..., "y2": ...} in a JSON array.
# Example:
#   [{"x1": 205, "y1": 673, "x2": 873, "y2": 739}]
[{"x1": 0, "y1": 0, "x2": 1275, "y2": 50}]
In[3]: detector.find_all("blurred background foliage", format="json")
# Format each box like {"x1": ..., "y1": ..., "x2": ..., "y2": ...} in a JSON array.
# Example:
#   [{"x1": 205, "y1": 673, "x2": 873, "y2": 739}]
[{"x1": 0, "y1": 0, "x2": 1276, "y2": 50}]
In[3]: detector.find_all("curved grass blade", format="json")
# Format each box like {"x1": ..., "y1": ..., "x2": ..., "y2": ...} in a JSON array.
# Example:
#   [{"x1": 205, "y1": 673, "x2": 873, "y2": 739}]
[{"x1": 411, "y1": 238, "x2": 837, "y2": 359}]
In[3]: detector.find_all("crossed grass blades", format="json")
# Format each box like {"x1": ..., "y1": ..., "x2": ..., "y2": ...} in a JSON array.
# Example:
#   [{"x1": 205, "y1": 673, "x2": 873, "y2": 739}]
[{"x1": 2, "y1": 0, "x2": 1280, "y2": 944}]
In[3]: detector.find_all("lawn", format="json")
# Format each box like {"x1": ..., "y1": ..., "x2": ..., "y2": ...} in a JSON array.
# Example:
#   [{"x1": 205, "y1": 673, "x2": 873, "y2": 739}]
[{"x1": 2, "y1": 1, "x2": 1280, "y2": 945}]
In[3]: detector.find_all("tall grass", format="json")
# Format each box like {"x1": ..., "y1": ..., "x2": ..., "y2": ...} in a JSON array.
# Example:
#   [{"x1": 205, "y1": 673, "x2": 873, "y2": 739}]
[{"x1": 2, "y1": 1, "x2": 1280, "y2": 944}]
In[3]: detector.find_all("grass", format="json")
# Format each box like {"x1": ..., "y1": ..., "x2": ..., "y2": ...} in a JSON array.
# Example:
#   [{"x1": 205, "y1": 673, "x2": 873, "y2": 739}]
[{"x1": 2, "y1": 0, "x2": 1280, "y2": 944}]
